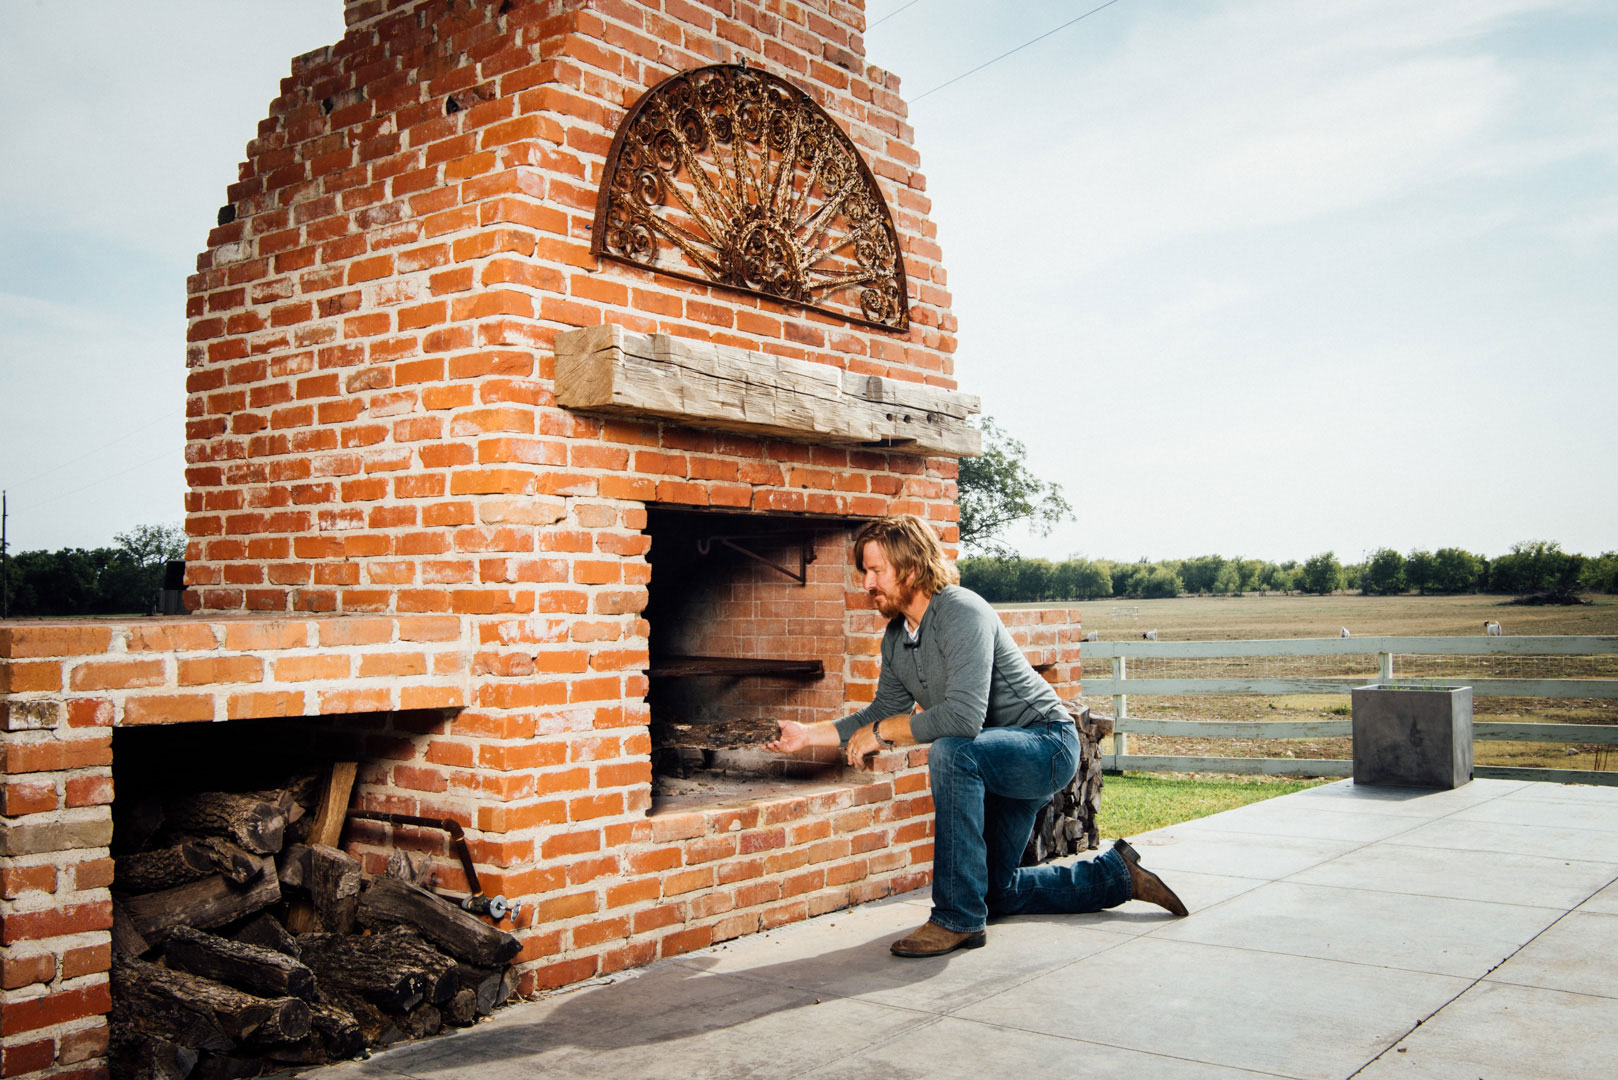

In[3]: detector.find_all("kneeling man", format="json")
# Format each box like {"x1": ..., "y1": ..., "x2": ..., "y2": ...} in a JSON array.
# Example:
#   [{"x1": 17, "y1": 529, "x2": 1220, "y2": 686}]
[{"x1": 766, "y1": 514, "x2": 1187, "y2": 957}]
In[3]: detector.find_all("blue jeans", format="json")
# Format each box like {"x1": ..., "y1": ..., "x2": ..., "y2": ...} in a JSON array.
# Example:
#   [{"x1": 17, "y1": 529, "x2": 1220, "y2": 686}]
[{"x1": 927, "y1": 722, "x2": 1132, "y2": 933}]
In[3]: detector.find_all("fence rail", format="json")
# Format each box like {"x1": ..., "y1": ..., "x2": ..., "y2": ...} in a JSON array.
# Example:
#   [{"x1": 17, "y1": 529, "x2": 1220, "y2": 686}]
[{"x1": 1089, "y1": 635, "x2": 1618, "y2": 786}]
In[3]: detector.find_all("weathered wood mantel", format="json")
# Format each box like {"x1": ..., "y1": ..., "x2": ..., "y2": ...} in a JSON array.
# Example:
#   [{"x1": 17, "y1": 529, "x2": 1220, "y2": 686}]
[{"x1": 553, "y1": 323, "x2": 981, "y2": 457}]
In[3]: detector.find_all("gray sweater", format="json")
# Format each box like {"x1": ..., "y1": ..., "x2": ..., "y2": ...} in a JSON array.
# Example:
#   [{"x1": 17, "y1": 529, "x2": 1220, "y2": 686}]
[{"x1": 834, "y1": 586, "x2": 1070, "y2": 744}]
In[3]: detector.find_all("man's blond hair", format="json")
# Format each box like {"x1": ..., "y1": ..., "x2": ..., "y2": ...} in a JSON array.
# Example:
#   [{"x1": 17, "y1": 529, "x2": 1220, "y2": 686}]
[{"x1": 853, "y1": 514, "x2": 959, "y2": 596}]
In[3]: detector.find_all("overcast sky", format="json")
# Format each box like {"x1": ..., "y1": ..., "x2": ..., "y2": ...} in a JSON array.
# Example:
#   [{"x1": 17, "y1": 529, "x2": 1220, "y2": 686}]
[{"x1": 3, "y1": 0, "x2": 1614, "y2": 566}]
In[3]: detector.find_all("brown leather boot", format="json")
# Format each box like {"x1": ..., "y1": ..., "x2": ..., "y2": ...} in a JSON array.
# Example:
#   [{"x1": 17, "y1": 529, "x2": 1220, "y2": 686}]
[
  {"x1": 890, "y1": 921, "x2": 987, "y2": 957},
  {"x1": 1114, "y1": 839, "x2": 1189, "y2": 916}
]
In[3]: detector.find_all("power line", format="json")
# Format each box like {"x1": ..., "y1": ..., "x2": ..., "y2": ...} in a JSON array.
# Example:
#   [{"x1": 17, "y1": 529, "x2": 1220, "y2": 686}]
[
  {"x1": 869, "y1": 0, "x2": 926, "y2": 30},
  {"x1": 912, "y1": 0, "x2": 1127, "y2": 102},
  {"x1": 13, "y1": 446, "x2": 181, "y2": 514},
  {"x1": 5, "y1": 409, "x2": 185, "y2": 491}
]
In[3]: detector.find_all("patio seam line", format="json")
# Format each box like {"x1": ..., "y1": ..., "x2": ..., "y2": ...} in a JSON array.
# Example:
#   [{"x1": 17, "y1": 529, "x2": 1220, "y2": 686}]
[
  {"x1": 1344, "y1": 873, "x2": 1616, "y2": 1079},
  {"x1": 777, "y1": 1014, "x2": 953, "y2": 1080},
  {"x1": 881, "y1": 1013, "x2": 1301, "y2": 1080},
  {"x1": 1249, "y1": 874, "x2": 1618, "y2": 914}
]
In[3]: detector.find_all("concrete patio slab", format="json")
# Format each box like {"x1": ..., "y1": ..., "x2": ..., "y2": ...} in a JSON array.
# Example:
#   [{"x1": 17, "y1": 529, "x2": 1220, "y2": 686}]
[
  {"x1": 794, "y1": 1015, "x2": 1267, "y2": 1080},
  {"x1": 1171, "y1": 800, "x2": 1421, "y2": 843},
  {"x1": 955, "y1": 936, "x2": 1470, "y2": 1080},
  {"x1": 1486, "y1": 910, "x2": 1618, "y2": 998},
  {"x1": 1386, "y1": 816, "x2": 1618, "y2": 862},
  {"x1": 1290, "y1": 842, "x2": 1618, "y2": 909},
  {"x1": 1354, "y1": 981, "x2": 1618, "y2": 1079},
  {"x1": 298, "y1": 778, "x2": 1618, "y2": 1080},
  {"x1": 1581, "y1": 877, "x2": 1618, "y2": 915},
  {"x1": 1151, "y1": 880, "x2": 1561, "y2": 977}
]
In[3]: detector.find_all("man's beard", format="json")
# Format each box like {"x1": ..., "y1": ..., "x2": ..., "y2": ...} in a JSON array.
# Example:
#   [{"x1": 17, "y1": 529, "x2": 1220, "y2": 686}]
[{"x1": 871, "y1": 581, "x2": 917, "y2": 621}]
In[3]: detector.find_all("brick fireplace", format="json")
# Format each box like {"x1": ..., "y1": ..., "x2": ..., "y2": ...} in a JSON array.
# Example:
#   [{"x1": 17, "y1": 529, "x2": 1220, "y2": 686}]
[{"x1": 0, "y1": 2, "x2": 1084, "y2": 1077}]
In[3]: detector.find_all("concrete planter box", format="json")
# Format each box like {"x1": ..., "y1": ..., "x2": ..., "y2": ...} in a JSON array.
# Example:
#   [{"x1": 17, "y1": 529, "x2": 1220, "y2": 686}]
[{"x1": 1351, "y1": 684, "x2": 1474, "y2": 789}]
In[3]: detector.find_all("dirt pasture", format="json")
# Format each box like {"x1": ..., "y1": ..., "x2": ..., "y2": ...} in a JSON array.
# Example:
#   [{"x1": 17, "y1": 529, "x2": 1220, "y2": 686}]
[{"x1": 1038, "y1": 593, "x2": 1618, "y2": 775}]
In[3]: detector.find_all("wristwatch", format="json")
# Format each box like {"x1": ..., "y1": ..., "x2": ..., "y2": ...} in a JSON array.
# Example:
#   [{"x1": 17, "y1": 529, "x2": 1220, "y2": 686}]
[{"x1": 872, "y1": 719, "x2": 894, "y2": 749}]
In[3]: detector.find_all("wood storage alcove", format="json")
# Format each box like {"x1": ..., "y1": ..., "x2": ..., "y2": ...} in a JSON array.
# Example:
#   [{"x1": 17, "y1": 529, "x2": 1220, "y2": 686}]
[{"x1": 106, "y1": 715, "x2": 520, "y2": 1079}]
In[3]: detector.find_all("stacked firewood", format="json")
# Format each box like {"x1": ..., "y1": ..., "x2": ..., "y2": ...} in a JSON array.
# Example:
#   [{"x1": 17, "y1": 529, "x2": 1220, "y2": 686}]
[
  {"x1": 108, "y1": 769, "x2": 519, "y2": 1080},
  {"x1": 1020, "y1": 703, "x2": 1115, "y2": 865}
]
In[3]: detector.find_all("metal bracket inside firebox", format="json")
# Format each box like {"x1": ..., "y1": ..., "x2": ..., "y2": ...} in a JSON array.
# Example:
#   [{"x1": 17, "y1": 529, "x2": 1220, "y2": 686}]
[{"x1": 694, "y1": 534, "x2": 815, "y2": 584}]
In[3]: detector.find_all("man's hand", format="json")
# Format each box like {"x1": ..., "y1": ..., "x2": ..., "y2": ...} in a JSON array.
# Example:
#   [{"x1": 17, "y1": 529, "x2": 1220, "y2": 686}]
[
  {"x1": 844, "y1": 724, "x2": 881, "y2": 768},
  {"x1": 764, "y1": 720, "x2": 812, "y2": 754}
]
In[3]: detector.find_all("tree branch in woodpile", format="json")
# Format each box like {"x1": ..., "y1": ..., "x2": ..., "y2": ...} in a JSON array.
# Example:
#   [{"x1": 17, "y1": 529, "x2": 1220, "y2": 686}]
[
  {"x1": 164, "y1": 926, "x2": 317, "y2": 1001},
  {"x1": 122, "y1": 856, "x2": 279, "y2": 946},
  {"x1": 114, "y1": 956, "x2": 311, "y2": 1047},
  {"x1": 163, "y1": 792, "x2": 289, "y2": 856},
  {"x1": 356, "y1": 876, "x2": 520, "y2": 967},
  {"x1": 232, "y1": 913, "x2": 299, "y2": 958}
]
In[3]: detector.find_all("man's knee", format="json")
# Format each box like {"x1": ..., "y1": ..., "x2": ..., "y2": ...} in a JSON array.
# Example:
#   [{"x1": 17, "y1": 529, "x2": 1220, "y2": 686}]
[{"x1": 927, "y1": 736, "x2": 975, "y2": 783}]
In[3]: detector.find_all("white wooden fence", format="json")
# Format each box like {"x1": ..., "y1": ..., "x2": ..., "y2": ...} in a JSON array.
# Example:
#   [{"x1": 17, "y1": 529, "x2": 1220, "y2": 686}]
[{"x1": 1083, "y1": 635, "x2": 1618, "y2": 786}]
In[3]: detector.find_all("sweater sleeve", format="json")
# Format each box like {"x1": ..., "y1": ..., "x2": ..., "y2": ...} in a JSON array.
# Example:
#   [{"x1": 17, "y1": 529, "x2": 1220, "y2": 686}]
[
  {"x1": 832, "y1": 629, "x2": 915, "y2": 743},
  {"x1": 907, "y1": 594, "x2": 996, "y2": 742}
]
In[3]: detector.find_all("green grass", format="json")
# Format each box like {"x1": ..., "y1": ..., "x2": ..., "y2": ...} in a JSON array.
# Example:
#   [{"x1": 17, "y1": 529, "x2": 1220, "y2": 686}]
[{"x1": 1095, "y1": 772, "x2": 1333, "y2": 837}]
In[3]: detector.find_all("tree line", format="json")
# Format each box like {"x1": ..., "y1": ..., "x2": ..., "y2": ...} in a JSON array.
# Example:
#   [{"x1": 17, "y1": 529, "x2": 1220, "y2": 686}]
[
  {"x1": 2, "y1": 524, "x2": 186, "y2": 617},
  {"x1": 961, "y1": 541, "x2": 1618, "y2": 604}
]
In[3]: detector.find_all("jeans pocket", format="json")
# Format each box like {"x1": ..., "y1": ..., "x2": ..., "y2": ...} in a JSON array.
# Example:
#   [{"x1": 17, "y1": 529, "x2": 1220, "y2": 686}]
[{"x1": 1050, "y1": 727, "x2": 1079, "y2": 791}]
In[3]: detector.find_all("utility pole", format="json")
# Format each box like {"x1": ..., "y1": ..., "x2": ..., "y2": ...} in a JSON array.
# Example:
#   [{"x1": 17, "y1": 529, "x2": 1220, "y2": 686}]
[{"x1": 2, "y1": 490, "x2": 8, "y2": 619}]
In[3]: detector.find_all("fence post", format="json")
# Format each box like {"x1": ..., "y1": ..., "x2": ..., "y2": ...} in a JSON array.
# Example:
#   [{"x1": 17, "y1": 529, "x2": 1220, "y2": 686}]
[
  {"x1": 1379, "y1": 651, "x2": 1393, "y2": 683},
  {"x1": 1112, "y1": 655, "x2": 1128, "y2": 759}
]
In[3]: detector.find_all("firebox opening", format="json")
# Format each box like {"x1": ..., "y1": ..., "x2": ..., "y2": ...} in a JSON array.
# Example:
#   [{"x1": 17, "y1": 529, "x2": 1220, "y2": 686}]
[
  {"x1": 644, "y1": 506, "x2": 861, "y2": 804},
  {"x1": 110, "y1": 710, "x2": 469, "y2": 898}
]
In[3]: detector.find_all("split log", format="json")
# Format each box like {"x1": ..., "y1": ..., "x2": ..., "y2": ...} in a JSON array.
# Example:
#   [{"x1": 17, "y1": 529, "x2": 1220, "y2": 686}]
[
  {"x1": 122, "y1": 857, "x2": 280, "y2": 945},
  {"x1": 112, "y1": 902, "x2": 153, "y2": 958},
  {"x1": 306, "y1": 844, "x2": 362, "y2": 935},
  {"x1": 357, "y1": 876, "x2": 520, "y2": 967},
  {"x1": 444, "y1": 988, "x2": 478, "y2": 1028},
  {"x1": 402, "y1": 1004, "x2": 441, "y2": 1040},
  {"x1": 231, "y1": 914, "x2": 298, "y2": 959},
  {"x1": 113, "y1": 957, "x2": 310, "y2": 1048},
  {"x1": 284, "y1": 763, "x2": 355, "y2": 934},
  {"x1": 116, "y1": 839, "x2": 260, "y2": 894},
  {"x1": 164, "y1": 793, "x2": 288, "y2": 856},
  {"x1": 276, "y1": 845, "x2": 310, "y2": 890},
  {"x1": 164, "y1": 926, "x2": 317, "y2": 1001},
  {"x1": 306, "y1": 1000, "x2": 365, "y2": 1061},
  {"x1": 454, "y1": 963, "x2": 509, "y2": 1017},
  {"x1": 320, "y1": 991, "x2": 395, "y2": 1049}
]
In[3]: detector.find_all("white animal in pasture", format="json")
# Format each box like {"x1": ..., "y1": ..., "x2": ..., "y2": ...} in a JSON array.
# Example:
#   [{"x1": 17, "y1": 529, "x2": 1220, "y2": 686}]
[
  {"x1": 1484, "y1": 620, "x2": 1503, "y2": 636},
  {"x1": 1339, "y1": 627, "x2": 1351, "y2": 638},
  {"x1": 1084, "y1": 631, "x2": 1099, "y2": 642},
  {"x1": 1142, "y1": 630, "x2": 1158, "y2": 641}
]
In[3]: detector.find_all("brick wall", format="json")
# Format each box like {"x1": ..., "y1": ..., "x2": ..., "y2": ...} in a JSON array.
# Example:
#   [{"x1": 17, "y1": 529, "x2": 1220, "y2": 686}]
[{"x1": 1, "y1": 4, "x2": 1088, "y2": 1076}]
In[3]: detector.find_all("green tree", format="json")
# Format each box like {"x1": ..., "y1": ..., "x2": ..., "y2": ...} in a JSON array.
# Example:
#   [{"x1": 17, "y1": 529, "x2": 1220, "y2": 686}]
[
  {"x1": 956, "y1": 416, "x2": 1072, "y2": 555},
  {"x1": 958, "y1": 556, "x2": 1019, "y2": 601},
  {"x1": 1405, "y1": 549, "x2": 1435, "y2": 594},
  {"x1": 1583, "y1": 552, "x2": 1618, "y2": 594},
  {"x1": 1140, "y1": 566, "x2": 1183, "y2": 599},
  {"x1": 1430, "y1": 548, "x2": 1484, "y2": 594},
  {"x1": 1362, "y1": 548, "x2": 1406, "y2": 595},
  {"x1": 1488, "y1": 540, "x2": 1585, "y2": 599},
  {"x1": 1300, "y1": 551, "x2": 1343, "y2": 595}
]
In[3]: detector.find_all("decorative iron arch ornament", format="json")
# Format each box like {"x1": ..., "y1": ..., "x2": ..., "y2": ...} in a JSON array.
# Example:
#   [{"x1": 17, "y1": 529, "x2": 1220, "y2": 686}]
[{"x1": 591, "y1": 63, "x2": 911, "y2": 332}]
